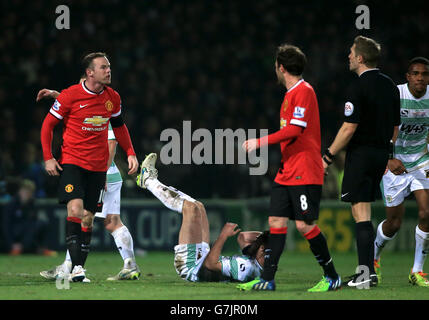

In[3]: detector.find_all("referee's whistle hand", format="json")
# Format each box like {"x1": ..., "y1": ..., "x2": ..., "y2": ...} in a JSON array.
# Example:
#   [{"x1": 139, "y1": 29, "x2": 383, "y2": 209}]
[{"x1": 127, "y1": 155, "x2": 139, "y2": 175}]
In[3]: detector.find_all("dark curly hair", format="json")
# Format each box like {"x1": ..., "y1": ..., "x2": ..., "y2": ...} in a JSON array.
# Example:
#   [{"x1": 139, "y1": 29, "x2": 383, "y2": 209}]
[{"x1": 242, "y1": 231, "x2": 269, "y2": 259}]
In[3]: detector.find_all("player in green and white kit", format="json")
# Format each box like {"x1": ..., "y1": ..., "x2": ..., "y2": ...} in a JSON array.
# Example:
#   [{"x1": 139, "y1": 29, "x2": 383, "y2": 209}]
[
  {"x1": 38, "y1": 88, "x2": 140, "y2": 281},
  {"x1": 375, "y1": 57, "x2": 429, "y2": 287},
  {"x1": 136, "y1": 153, "x2": 267, "y2": 282}
]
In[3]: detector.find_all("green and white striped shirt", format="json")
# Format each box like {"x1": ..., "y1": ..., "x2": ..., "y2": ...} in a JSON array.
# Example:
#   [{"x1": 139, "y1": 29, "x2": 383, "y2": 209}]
[
  {"x1": 395, "y1": 84, "x2": 429, "y2": 171},
  {"x1": 107, "y1": 124, "x2": 123, "y2": 184}
]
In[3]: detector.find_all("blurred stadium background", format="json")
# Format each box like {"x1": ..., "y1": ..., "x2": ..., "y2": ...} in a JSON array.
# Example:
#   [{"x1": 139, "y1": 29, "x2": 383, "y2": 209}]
[{"x1": 0, "y1": 0, "x2": 428, "y2": 254}]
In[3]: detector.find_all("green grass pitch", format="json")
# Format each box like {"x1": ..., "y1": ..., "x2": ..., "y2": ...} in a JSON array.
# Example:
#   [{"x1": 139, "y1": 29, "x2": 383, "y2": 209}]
[{"x1": 1, "y1": 251, "x2": 429, "y2": 300}]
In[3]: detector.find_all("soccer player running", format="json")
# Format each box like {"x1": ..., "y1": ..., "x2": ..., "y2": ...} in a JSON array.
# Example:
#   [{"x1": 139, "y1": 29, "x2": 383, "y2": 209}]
[
  {"x1": 40, "y1": 52, "x2": 139, "y2": 282},
  {"x1": 374, "y1": 57, "x2": 429, "y2": 287},
  {"x1": 136, "y1": 153, "x2": 268, "y2": 282},
  {"x1": 238, "y1": 44, "x2": 341, "y2": 292},
  {"x1": 323, "y1": 36, "x2": 400, "y2": 288}
]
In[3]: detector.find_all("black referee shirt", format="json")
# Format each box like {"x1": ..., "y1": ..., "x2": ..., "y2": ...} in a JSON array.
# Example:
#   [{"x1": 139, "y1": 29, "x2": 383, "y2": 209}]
[{"x1": 344, "y1": 69, "x2": 400, "y2": 149}]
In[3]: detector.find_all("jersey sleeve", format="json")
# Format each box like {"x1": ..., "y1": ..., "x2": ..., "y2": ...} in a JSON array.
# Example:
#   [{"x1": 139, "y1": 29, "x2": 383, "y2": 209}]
[
  {"x1": 289, "y1": 87, "x2": 317, "y2": 128},
  {"x1": 343, "y1": 84, "x2": 361, "y2": 123},
  {"x1": 49, "y1": 89, "x2": 71, "y2": 120},
  {"x1": 111, "y1": 90, "x2": 122, "y2": 118},
  {"x1": 220, "y1": 256, "x2": 254, "y2": 282}
]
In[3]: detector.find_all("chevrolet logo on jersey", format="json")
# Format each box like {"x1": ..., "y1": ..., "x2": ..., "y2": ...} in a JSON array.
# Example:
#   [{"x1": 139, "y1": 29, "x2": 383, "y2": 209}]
[{"x1": 83, "y1": 116, "x2": 109, "y2": 126}]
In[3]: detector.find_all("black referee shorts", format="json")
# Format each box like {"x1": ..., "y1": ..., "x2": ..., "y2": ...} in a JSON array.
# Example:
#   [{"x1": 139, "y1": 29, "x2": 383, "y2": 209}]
[
  {"x1": 58, "y1": 164, "x2": 106, "y2": 214},
  {"x1": 270, "y1": 182, "x2": 322, "y2": 222},
  {"x1": 341, "y1": 145, "x2": 388, "y2": 203}
]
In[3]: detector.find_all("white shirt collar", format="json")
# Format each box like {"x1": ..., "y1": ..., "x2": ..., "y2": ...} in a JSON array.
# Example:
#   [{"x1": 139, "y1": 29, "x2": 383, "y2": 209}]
[{"x1": 287, "y1": 78, "x2": 304, "y2": 92}]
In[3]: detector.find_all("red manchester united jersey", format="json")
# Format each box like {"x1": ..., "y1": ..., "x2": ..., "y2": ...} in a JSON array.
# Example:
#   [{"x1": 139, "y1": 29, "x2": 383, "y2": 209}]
[
  {"x1": 274, "y1": 80, "x2": 323, "y2": 186},
  {"x1": 49, "y1": 81, "x2": 121, "y2": 172}
]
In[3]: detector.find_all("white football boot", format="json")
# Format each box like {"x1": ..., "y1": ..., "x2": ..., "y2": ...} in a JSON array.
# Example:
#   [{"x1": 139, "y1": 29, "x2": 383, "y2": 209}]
[{"x1": 136, "y1": 153, "x2": 158, "y2": 189}]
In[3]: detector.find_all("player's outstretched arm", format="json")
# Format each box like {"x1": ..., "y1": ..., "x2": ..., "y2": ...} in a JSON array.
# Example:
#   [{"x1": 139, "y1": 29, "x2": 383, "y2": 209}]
[
  {"x1": 203, "y1": 223, "x2": 241, "y2": 272},
  {"x1": 36, "y1": 89, "x2": 60, "y2": 101},
  {"x1": 242, "y1": 124, "x2": 303, "y2": 153}
]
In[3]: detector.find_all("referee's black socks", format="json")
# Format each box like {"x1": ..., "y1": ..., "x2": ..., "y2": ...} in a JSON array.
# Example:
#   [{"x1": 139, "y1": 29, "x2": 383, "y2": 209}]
[
  {"x1": 66, "y1": 217, "x2": 83, "y2": 268},
  {"x1": 356, "y1": 221, "x2": 376, "y2": 274},
  {"x1": 261, "y1": 227, "x2": 287, "y2": 281},
  {"x1": 305, "y1": 225, "x2": 339, "y2": 280}
]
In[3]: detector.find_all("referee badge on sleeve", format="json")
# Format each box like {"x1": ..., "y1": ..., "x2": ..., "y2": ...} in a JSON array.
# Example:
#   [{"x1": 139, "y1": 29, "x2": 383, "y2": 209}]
[{"x1": 344, "y1": 101, "x2": 354, "y2": 117}]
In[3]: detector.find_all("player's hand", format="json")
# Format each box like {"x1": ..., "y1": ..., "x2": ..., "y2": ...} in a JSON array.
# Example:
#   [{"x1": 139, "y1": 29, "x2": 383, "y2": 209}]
[
  {"x1": 44, "y1": 158, "x2": 63, "y2": 176},
  {"x1": 388, "y1": 158, "x2": 407, "y2": 175},
  {"x1": 36, "y1": 89, "x2": 59, "y2": 101},
  {"x1": 220, "y1": 222, "x2": 241, "y2": 238},
  {"x1": 127, "y1": 155, "x2": 139, "y2": 175},
  {"x1": 242, "y1": 139, "x2": 259, "y2": 153}
]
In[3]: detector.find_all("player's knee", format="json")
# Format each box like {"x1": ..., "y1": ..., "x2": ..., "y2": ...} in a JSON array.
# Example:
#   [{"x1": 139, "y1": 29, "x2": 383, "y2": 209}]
[
  {"x1": 67, "y1": 203, "x2": 84, "y2": 219},
  {"x1": 268, "y1": 216, "x2": 287, "y2": 229},
  {"x1": 418, "y1": 208, "x2": 429, "y2": 228},
  {"x1": 387, "y1": 216, "x2": 403, "y2": 233},
  {"x1": 295, "y1": 220, "x2": 314, "y2": 235},
  {"x1": 183, "y1": 201, "x2": 201, "y2": 222},
  {"x1": 194, "y1": 201, "x2": 206, "y2": 214},
  {"x1": 104, "y1": 215, "x2": 122, "y2": 233}
]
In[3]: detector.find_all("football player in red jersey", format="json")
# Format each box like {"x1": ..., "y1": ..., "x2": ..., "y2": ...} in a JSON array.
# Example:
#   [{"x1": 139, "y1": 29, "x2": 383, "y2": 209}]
[
  {"x1": 40, "y1": 52, "x2": 139, "y2": 282},
  {"x1": 238, "y1": 44, "x2": 341, "y2": 292}
]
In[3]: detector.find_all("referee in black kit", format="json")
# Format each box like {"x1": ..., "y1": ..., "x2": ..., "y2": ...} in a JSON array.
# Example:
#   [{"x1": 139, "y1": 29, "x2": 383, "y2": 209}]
[{"x1": 322, "y1": 36, "x2": 400, "y2": 288}]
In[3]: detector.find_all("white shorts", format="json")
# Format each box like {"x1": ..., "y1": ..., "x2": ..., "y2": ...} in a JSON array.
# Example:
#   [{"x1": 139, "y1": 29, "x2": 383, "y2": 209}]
[
  {"x1": 174, "y1": 242, "x2": 210, "y2": 282},
  {"x1": 95, "y1": 182, "x2": 122, "y2": 218},
  {"x1": 381, "y1": 167, "x2": 429, "y2": 207}
]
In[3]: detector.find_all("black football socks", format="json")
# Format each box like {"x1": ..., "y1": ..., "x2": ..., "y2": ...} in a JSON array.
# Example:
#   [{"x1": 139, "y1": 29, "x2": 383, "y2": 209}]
[
  {"x1": 66, "y1": 217, "x2": 83, "y2": 269},
  {"x1": 305, "y1": 225, "x2": 338, "y2": 279},
  {"x1": 261, "y1": 227, "x2": 287, "y2": 281},
  {"x1": 81, "y1": 226, "x2": 92, "y2": 267}
]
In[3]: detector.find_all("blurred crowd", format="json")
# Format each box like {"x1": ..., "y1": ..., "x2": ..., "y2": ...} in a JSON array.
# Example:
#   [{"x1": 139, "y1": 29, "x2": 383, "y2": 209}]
[{"x1": 1, "y1": 0, "x2": 428, "y2": 201}]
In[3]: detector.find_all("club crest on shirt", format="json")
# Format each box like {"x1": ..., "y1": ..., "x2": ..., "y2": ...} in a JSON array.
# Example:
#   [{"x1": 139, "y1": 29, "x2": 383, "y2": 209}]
[
  {"x1": 283, "y1": 99, "x2": 288, "y2": 112},
  {"x1": 65, "y1": 184, "x2": 74, "y2": 193},
  {"x1": 105, "y1": 100, "x2": 114, "y2": 112},
  {"x1": 344, "y1": 101, "x2": 354, "y2": 116}
]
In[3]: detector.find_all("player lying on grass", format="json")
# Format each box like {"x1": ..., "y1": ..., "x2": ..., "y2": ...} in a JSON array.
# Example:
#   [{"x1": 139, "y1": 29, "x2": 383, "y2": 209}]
[{"x1": 136, "y1": 153, "x2": 268, "y2": 282}]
